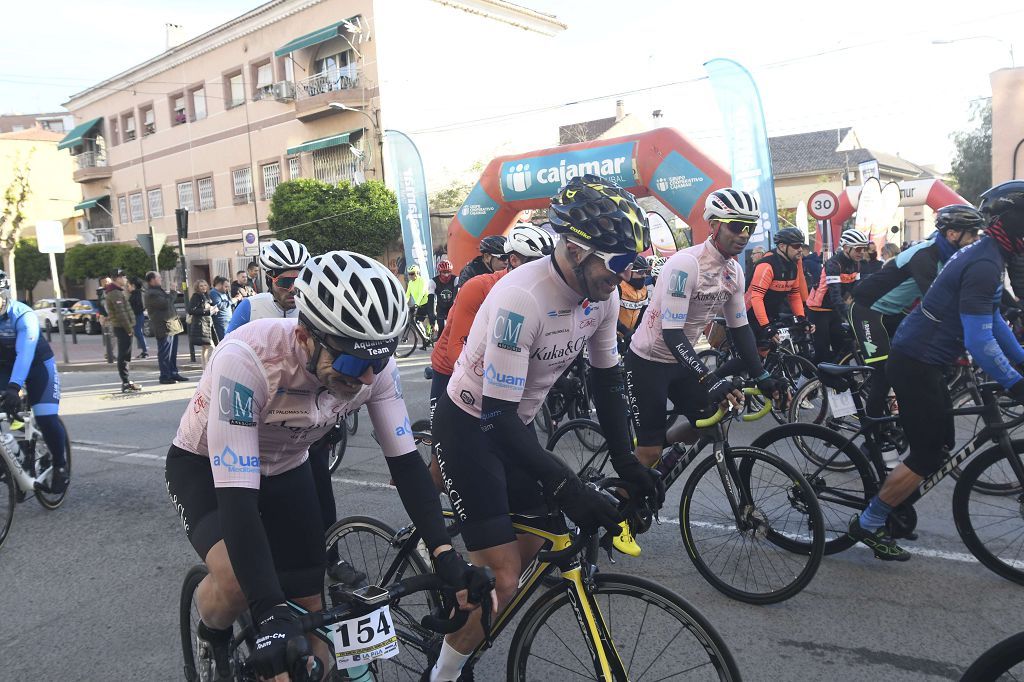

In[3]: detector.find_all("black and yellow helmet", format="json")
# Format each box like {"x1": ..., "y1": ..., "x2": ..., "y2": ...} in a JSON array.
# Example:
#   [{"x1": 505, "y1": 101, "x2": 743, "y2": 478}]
[{"x1": 548, "y1": 174, "x2": 650, "y2": 255}]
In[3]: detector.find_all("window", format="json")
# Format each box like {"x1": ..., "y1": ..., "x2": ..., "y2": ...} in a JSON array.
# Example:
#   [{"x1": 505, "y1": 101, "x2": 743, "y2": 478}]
[
  {"x1": 226, "y1": 71, "x2": 245, "y2": 108},
  {"x1": 197, "y1": 177, "x2": 215, "y2": 211},
  {"x1": 11, "y1": 124, "x2": 25, "y2": 132},
  {"x1": 253, "y1": 61, "x2": 274, "y2": 97},
  {"x1": 177, "y1": 181, "x2": 195, "y2": 211},
  {"x1": 123, "y1": 113, "x2": 136, "y2": 142},
  {"x1": 108, "y1": 117, "x2": 119, "y2": 146},
  {"x1": 117, "y1": 195, "x2": 129, "y2": 224},
  {"x1": 315, "y1": 49, "x2": 357, "y2": 89},
  {"x1": 261, "y1": 162, "x2": 281, "y2": 199},
  {"x1": 141, "y1": 105, "x2": 155, "y2": 136},
  {"x1": 171, "y1": 94, "x2": 187, "y2": 126},
  {"x1": 232, "y1": 167, "x2": 254, "y2": 204},
  {"x1": 129, "y1": 192, "x2": 144, "y2": 222},
  {"x1": 312, "y1": 145, "x2": 359, "y2": 186},
  {"x1": 147, "y1": 188, "x2": 164, "y2": 218},
  {"x1": 288, "y1": 156, "x2": 301, "y2": 180},
  {"x1": 191, "y1": 86, "x2": 207, "y2": 121}
]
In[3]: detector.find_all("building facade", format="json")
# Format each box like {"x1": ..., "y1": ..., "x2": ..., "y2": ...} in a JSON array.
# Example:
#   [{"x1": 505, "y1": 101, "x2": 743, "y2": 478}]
[{"x1": 991, "y1": 66, "x2": 1024, "y2": 184}]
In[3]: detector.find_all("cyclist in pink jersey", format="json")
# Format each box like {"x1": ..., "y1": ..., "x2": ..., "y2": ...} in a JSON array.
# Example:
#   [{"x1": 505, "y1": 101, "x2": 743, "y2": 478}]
[
  {"x1": 429, "y1": 175, "x2": 664, "y2": 682},
  {"x1": 166, "y1": 251, "x2": 493, "y2": 682}
]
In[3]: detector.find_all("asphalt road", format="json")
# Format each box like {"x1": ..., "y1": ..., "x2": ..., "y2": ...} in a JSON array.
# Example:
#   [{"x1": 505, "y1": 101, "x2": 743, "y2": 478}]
[{"x1": 1, "y1": 351, "x2": 1021, "y2": 681}]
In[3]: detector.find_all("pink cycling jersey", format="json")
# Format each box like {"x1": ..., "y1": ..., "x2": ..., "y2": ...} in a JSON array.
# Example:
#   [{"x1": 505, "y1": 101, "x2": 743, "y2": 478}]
[
  {"x1": 172, "y1": 318, "x2": 415, "y2": 489},
  {"x1": 630, "y1": 239, "x2": 748, "y2": 363},
  {"x1": 446, "y1": 256, "x2": 620, "y2": 423}
]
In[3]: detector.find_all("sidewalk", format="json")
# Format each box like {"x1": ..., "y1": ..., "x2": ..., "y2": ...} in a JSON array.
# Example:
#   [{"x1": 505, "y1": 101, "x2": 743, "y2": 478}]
[{"x1": 48, "y1": 330, "x2": 202, "y2": 372}]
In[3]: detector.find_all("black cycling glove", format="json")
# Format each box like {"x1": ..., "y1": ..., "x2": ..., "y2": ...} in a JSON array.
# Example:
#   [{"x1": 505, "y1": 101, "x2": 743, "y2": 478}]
[
  {"x1": 1, "y1": 383, "x2": 20, "y2": 416},
  {"x1": 755, "y1": 373, "x2": 789, "y2": 410},
  {"x1": 252, "y1": 604, "x2": 309, "y2": 680},
  {"x1": 705, "y1": 376, "x2": 737, "y2": 406},
  {"x1": 433, "y1": 549, "x2": 495, "y2": 606},
  {"x1": 551, "y1": 475, "x2": 622, "y2": 534},
  {"x1": 611, "y1": 456, "x2": 665, "y2": 510}
]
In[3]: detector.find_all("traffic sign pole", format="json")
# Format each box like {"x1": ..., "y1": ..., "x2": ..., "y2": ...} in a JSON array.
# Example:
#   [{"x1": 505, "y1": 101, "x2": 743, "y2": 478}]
[{"x1": 808, "y1": 189, "x2": 839, "y2": 258}]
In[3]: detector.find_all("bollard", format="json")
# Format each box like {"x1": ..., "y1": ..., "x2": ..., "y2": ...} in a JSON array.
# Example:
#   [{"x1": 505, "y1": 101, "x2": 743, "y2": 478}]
[{"x1": 70, "y1": 320, "x2": 77, "y2": 345}]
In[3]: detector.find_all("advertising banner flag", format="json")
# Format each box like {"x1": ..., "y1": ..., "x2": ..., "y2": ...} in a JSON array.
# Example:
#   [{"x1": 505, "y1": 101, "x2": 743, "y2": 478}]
[
  {"x1": 854, "y1": 177, "x2": 882, "y2": 241},
  {"x1": 878, "y1": 181, "x2": 902, "y2": 246},
  {"x1": 384, "y1": 130, "x2": 434, "y2": 277},
  {"x1": 704, "y1": 58, "x2": 779, "y2": 251}
]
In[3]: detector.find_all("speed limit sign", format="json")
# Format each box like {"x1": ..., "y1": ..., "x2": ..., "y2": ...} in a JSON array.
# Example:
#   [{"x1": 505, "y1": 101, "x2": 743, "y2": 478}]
[{"x1": 808, "y1": 189, "x2": 839, "y2": 220}]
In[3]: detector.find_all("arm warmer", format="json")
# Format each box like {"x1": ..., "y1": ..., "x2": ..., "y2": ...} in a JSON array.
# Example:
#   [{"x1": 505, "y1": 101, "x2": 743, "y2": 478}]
[
  {"x1": 226, "y1": 298, "x2": 251, "y2": 333},
  {"x1": 480, "y1": 395, "x2": 573, "y2": 488},
  {"x1": 730, "y1": 323, "x2": 769, "y2": 378},
  {"x1": 590, "y1": 364, "x2": 633, "y2": 459},
  {"x1": 385, "y1": 451, "x2": 451, "y2": 552},
  {"x1": 962, "y1": 313, "x2": 1024, "y2": 389},
  {"x1": 12, "y1": 312, "x2": 40, "y2": 388},
  {"x1": 214, "y1": 487, "x2": 285, "y2": 619},
  {"x1": 663, "y1": 327, "x2": 713, "y2": 380},
  {"x1": 993, "y1": 311, "x2": 1024, "y2": 365}
]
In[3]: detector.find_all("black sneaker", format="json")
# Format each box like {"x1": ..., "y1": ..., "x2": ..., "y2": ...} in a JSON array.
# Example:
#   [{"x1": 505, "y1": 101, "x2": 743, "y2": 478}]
[
  {"x1": 848, "y1": 515, "x2": 911, "y2": 561},
  {"x1": 49, "y1": 466, "x2": 69, "y2": 495},
  {"x1": 173, "y1": 374, "x2": 191, "y2": 382},
  {"x1": 196, "y1": 621, "x2": 233, "y2": 681},
  {"x1": 121, "y1": 382, "x2": 142, "y2": 393},
  {"x1": 159, "y1": 377, "x2": 177, "y2": 385}
]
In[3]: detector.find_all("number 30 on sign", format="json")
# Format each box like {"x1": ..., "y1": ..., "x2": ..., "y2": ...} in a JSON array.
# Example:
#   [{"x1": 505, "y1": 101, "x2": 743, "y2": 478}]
[{"x1": 333, "y1": 605, "x2": 399, "y2": 669}]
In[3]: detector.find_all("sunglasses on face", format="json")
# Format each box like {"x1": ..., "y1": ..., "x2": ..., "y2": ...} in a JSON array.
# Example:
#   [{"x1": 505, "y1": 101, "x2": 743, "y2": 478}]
[
  {"x1": 592, "y1": 250, "x2": 637, "y2": 274},
  {"x1": 717, "y1": 219, "x2": 757, "y2": 235},
  {"x1": 312, "y1": 331, "x2": 391, "y2": 378},
  {"x1": 850, "y1": 246, "x2": 867, "y2": 254},
  {"x1": 272, "y1": 274, "x2": 298, "y2": 290}
]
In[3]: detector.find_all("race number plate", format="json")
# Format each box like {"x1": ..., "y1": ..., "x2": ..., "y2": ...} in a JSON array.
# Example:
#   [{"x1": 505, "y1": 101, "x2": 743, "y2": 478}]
[
  {"x1": 332, "y1": 605, "x2": 399, "y2": 669},
  {"x1": 827, "y1": 388, "x2": 857, "y2": 418}
]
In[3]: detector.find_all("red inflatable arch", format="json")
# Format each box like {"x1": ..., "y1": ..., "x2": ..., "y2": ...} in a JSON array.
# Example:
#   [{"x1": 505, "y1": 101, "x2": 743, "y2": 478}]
[{"x1": 447, "y1": 128, "x2": 731, "y2": 271}]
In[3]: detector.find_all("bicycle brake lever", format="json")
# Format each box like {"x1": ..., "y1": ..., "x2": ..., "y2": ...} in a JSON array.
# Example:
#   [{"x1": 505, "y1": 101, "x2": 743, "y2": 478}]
[{"x1": 599, "y1": 531, "x2": 617, "y2": 564}]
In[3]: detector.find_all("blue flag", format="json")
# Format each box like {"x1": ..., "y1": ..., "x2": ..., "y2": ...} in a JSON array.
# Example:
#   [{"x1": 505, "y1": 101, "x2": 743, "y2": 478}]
[
  {"x1": 384, "y1": 130, "x2": 434, "y2": 277},
  {"x1": 704, "y1": 58, "x2": 778, "y2": 251}
]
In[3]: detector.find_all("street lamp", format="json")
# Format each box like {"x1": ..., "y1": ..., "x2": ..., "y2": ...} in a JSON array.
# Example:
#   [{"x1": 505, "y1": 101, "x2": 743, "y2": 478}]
[
  {"x1": 932, "y1": 36, "x2": 1015, "y2": 67},
  {"x1": 328, "y1": 102, "x2": 384, "y2": 182}
]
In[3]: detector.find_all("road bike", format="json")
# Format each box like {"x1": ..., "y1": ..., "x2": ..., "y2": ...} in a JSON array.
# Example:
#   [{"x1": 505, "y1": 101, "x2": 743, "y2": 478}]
[
  {"x1": 547, "y1": 387, "x2": 826, "y2": 604},
  {"x1": 325, "y1": 477, "x2": 742, "y2": 680},
  {"x1": 396, "y1": 305, "x2": 433, "y2": 358},
  {"x1": 0, "y1": 405, "x2": 72, "y2": 550}
]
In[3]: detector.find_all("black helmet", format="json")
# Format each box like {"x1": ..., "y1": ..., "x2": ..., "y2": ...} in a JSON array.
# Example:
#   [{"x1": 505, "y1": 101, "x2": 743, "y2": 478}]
[
  {"x1": 980, "y1": 181, "x2": 1024, "y2": 232},
  {"x1": 775, "y1": 227, "x2": 807, "y2": 246},
  {"x1": 936, "y1": 204, "x2": 984, "y2": 232},
  {"x1": 479, "y1": 235, "x2": 507, "y2": 256},
  {"x1": 631, "y1": 254, "x2": 650, "y2": 273},
  {"x1": 548, "y1": 174, "x2": 651, "y2": 255},
  {"x1": 0, "y1": 270, "x2": 8, "y2": 291}
]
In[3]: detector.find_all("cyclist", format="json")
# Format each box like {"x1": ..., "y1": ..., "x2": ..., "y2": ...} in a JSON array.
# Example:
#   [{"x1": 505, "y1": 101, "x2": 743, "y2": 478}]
[
  {"x1": 850, "y1": 205, "x2": 982, "y2": 425},
  {"x1": 166, "y1": 252, "x2": 493, "y2": 682},
  {"x1": 429, "y1": 175, "x2": 663, "y2": 682},
  {"x1": 226, "y1": 239, "x2": 310, "y2": 333},
  {"x1": 617, "y1": 254, "x2": 650, "y2": 354},
  {"x1": 457, "y1": 234, "x2": 507, "y2": 287},
  {"x1": 406, "y1": 265, "x2": 435, "y2": 339},
  {"x1": 432, "y1": 260, "x2": 457, "y2": 337},
  {"x1": 648, "y1": 255, "x2": 667, "y2": 286},
  {"x1": 628, "y1": 188, "x2": 786, "y2": 471},
  {"x1": 806, "y1": 228, "x2": 866, "y2": 362},
  {"x1": 848, "y1": 181, "x2": 1024, "y2": 561},
  {"x1": 744, "y1": 226, "x2": 812, "y2": 343},
  {"x1": 0, "y1": 270, "x2": 68, "y2": 494}
]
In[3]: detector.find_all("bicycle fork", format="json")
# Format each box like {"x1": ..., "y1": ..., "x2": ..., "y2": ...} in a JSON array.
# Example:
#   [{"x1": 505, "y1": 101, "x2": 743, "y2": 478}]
[{"x1": 561, "y1": 566, "x2": 628, "y2": 681}]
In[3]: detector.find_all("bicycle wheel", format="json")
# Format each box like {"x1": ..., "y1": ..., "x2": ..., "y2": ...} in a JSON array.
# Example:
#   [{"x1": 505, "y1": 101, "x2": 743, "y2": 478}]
[
  {"x1": 0, "y1": 457, "x2": 15, "y2": 550},
  {"x1": 179, "y1": 564, "x2": 208, "y2": 682},
  {"x1": 327, "y1": 425, "x2": 347, "y2": 474},
  {"x1": 960, "y1": 631, "x2": 1024, "y2": 681},
  {"x1": 752, "y1": 423, "x2": 877, "y2": 554},
  {"x1": 396, "y1": 322, "x2": 418, "y2": 358},
  {"x1": 698, "y1": 348, "x2": 725, "y2": 374},
  {"x1": 948, "y1": 389, "x2": 1024, "y2": 495},
  {"x1": 761, "y1": 351, "x2": 818, "y2": 425},
  {"x1": 35, "y1": 418, "x2": 71, "y2": 509},
  {"x1": 507, "y1": 572, "x2": 741, "y2": 681},
  {"x1": 325, "y1": 516, "x2": 443, "y2": 678},
  {"x1": 533, "y1": 401, "x2": 555, "y2": 436},
  {"x1": 346, "y1": 410, "x2": 359, "y2": 436},
  {"x1": 953, "y1": 443, "x2": 1024, "y2": 586},
  {"x1": 679, "y1": 446, "x2": 824, "y2": 604},
  {"x1": 545, "y1": 419, "x2": 609, "y2": 477}
]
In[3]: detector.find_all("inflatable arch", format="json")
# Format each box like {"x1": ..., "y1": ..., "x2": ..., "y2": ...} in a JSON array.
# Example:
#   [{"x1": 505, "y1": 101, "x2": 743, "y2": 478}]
[{"x1": 447, "y1": 128, "x2": 730, "y2": 271}]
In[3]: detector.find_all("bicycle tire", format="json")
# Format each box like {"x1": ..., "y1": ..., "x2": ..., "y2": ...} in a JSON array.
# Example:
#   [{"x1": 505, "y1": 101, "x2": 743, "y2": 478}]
[
  {"x1": 396, "y1": 322, "x2": 418, "y2": 358},
  {"x1": 960, "y1": 630, "x2": 1024, "y2": 681},
  {"x1": 763, "y1": 351, "x2": 818, "y2": 425},
  {"x1": 179, "y1": 564, "x2": 208, "y2": 682},
  {"x1": 697, "y1": 348, "x2": 725, "y2": 374},
  {"x1": 327, "y1": 425, "x2": 347, "y2": 475},
  {"x1": 679, "y1": 446, "x2": 824, "y2": 604},
  {"x1": 0, "y1": 456, "x2": 15, "y2": 550},
  {"x1": 953, "y1": 442, "x2": 1024, "y2": 586},
  {"x1": 947, "y1": 389, "x2": 1024, "y2": 495},
  {"x1": 346, "y1": 410, "x2": 359, "y2": 436},
  {"x1": 545, "y1": 418, "x2": 609, "y2": 478},
  {"x1": 752, "y1": 423, "x2": 877, "y2": 555},
  {"x1": 35, "y1": 418, "x2": 71, "y2": 509},
  {"x1": 507, "y1": 572, "x2": 741, "y2": 681}
]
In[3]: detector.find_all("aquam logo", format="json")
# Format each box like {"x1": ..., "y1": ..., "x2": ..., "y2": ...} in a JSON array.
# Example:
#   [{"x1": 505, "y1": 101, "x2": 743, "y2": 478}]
[
  {"x1": 212, "y1": 446, "x2": 260, "y2": 475},
  {"x1": 395, "y1": 416, "x2": 412, "y2": 437},
  {"x1": 668, "y1": 270, "x2": 688, "y2": 298},
  {"x1": 484, "y1": 363, "x2": 526, "y2": 389},
  {"x1": 493, "y1": 308, "x2": 525, "y2": 352},
  {"x1": 218, "y1": 377, "x2": 256, "y2": 427},
  {"x1": 661, "y1": 309, "x2": 687, "y2": 322},
  {"x1": 499, "y1": 142, "x2": 639, "y2": 202}
]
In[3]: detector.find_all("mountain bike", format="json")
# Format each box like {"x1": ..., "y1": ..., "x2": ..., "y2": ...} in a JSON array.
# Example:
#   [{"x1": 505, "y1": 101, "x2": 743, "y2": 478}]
[
  {"x1": 325, "y1": 477, "x2": 742, "y2": 680},
  {"x1": 547, "y1": 387, "x2": 826, "y2": 604},
  {"x1": 751, "y1": 363, "x2": 1024, "y2": 584},
  {"x1": 396, "y1": 305, "x2": 433, "y2": 358},
  {"x1": 0, "y1": 405, "x2": 72, "y2": 550}
]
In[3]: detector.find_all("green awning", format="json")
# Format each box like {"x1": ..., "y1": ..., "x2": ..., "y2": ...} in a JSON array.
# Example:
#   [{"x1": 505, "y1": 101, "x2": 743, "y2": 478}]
[
  {"x1": 57, "y1": 117, "x2": 103, "y2": 150},
  {"x1": 74, "y1": 195, "x2": 109, "y2": 211},
  {"x1": 287, "y1": 129, "x2": 361, "y2": 155},
  {"x1": 275, "y1": 16, "x2": 360, "y2": 57}
]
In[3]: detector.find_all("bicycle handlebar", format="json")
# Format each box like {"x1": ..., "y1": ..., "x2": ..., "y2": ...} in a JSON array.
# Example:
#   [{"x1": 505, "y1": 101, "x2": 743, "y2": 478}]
[{"x1": 694, "y1": 388, "x2": 772, "y2": 428}]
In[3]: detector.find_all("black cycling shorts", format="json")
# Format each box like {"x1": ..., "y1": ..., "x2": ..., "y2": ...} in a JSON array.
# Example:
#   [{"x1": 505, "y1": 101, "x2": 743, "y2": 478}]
[
  {"x1": 165, "y1": 445, "x2": 326, "y2": 598},
  {"x1": 431, "y1": 392, "x2": 546, "y2": 552},
  {"x1": 886, "y1": 351, "x2": 955, "y2": 477},
  {"x1": 624, "y1": 350, "x2": 714, "y2": 447},
  {"x1": 848, "y1": 302, "x2": 903, "y2": 365}
]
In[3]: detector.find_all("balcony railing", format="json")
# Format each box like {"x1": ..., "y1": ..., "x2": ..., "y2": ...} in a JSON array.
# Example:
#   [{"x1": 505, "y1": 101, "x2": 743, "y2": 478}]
[
  {"x1": 86, "y1": 228, "x2": 114, "y2": 243},
  {"x1": 295, "y1": 69, "x2": 363, "y2": 100},
  {"x1": 74, "y1": 150, "x2": 107, "y2": 170}
]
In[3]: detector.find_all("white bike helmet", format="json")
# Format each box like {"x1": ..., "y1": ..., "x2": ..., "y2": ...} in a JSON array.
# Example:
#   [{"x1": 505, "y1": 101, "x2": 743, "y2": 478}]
[
  {"x1": 650, "y1": 256, "x2": 667, "y2": 278},
  {"x1": 505, "y1": 224, "x2": 554, "y2": 259},
  {"x1": 703, "y1": 188, "x2": 759, "y2": 222},
  {"x1": 839, "y1": 229, "x2": 869, "y2": 247},
  {"x1": 294, "y1": 251, "x2": 408, "y2": 353},
  {"x1": 260, "y1": 239, "x2": 310, "y2": 272}
]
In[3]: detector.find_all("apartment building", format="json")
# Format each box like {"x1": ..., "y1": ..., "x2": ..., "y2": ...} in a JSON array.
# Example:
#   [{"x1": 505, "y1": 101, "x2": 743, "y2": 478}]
[{"x1": 60, "y1": 0, "x2": 565, "y2": 285}]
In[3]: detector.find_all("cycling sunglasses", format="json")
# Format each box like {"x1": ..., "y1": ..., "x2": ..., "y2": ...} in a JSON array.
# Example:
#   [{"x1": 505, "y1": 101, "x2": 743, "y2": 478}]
[
  {"x1": 271, "y1": 274, "x2": 298, "y2": 290},
  {"x1": 310, "y1": 329, "x2": 393, "y2": 377},
  {"x1": 717, "y1": 219, "x2": 757, "y2": 235},
  {"x1": 592, "y1": 250, "x2": 637, "y2": 274}
]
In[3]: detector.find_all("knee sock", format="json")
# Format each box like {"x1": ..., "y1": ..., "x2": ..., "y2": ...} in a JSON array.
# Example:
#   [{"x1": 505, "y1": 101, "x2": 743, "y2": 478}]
[
  {"x1": 34, "y1": 414, "x2": 66, "y2": 468},
  {"x1": 431, "y1": 640, "x2": 470, "y2": 681},
  {"x1": 858, "y1": 495, "x2": 893, "y2": 532}
]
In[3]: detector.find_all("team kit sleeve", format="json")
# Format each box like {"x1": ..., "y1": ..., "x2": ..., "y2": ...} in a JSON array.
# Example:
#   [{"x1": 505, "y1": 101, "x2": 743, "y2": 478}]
[
  {"x1": 365, "y1": 359, "x2": 417, "y2": 457},
  {"x1": 587, "y1": 290, "x2": 621, "y2": 370},
  {"x1": 746, "y1": 262, "x2": 775, "y2": 326},
  {"x1": 824, "y1": 259, "x2": 847, "y2": 314},
  {"x1": 959, "y1": 260, "x2": 1024, "y2": 390},
  {"x1": 443, "y1": 278, "x2": 488, "y2": 370},
  {"x1": 723, "y1": 266, "x2": 749, "y2": 329},
  {"x1": 907, "y1": 249, "x2": 940, "y2": 297},
  {"x1": 11, "y1": 310, "x2": 41, "y2": 388},
  {"x1": 791, "y1": 260, "x2": 808, "y2": 316},
  {"x1": 226, "y1": 298, "x2": 252, "y2": 333}
]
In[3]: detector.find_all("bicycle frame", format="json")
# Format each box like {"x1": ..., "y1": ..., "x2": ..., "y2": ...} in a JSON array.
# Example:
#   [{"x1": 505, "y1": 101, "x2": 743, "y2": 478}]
[{"x1": 0, "y1": 413, "x2": 46, "y2": 495}]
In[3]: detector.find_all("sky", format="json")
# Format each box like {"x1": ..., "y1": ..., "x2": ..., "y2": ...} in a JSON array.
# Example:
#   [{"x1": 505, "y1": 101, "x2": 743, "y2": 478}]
[{"x1": 3, "y1": 0, "x2": 1021, "y2": 172}]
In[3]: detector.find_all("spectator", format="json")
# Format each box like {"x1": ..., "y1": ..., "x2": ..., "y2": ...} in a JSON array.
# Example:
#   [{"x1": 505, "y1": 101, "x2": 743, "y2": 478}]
[
  {"x1": 880, "y1": 243, "x2": 900, "y2": 264},
  {"x1": 859, "y1": 241, "x2": 882, "y2": 277},
  {"x1": 246, "y1": 262, "x2": 261, "y2": 294},
  {"x1": 104, "y1": 270, "x2": 141, "y2": 393},
  {"x1": 744, "y1": 245, "x2": 766, "y2": 290},
  {"x1": 128, "y1": 276, "x2": 148, "y2": 359},
  {"x1": 229, "y1": 271, "x2": 255, "y2": 306},
  {"x1": 144, "y1": 271, "x2": 187, "y2": 385},
  {"x1": 208, "y1": 276, "x2": 231, "y2": 343},
  {"x1": 802, "y1": 251, "x2": 823, "y2": 292},
  {"x1": 187, "y1": 280, "x2": 216, "y2": 368}
]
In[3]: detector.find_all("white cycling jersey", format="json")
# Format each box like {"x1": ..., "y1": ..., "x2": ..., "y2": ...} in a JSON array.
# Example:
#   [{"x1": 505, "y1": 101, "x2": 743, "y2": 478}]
[
  {"x1": 172, "y1": 318, "x2": 414, "y2": 488},
  {"x1": 630, "y1": 239, "x2": 747, "y2": 364},
  {"x1": 446, "y1": 256, "x2": 619, "y2": 423}
]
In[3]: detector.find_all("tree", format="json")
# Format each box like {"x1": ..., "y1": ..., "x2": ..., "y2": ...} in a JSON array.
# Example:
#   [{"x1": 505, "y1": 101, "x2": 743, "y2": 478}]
[
  {"x1": 267, "y1": 179, "x2": 401, "y2": 258},
  {"x1": 63, "y1": 243, "x2": 177, "y2": 281},
  {"x1": 428, "y1": 179, "x2": 473, "y2": 212},
  {"x1": 13, "y1": 238, "x2": 64, "y2": 303},
  {"x1": 950, "y1": 98, "x2": 992, "y2": 206},
  {"x1": 0, "y1": 157, "x2": 32, "y2": 291}
]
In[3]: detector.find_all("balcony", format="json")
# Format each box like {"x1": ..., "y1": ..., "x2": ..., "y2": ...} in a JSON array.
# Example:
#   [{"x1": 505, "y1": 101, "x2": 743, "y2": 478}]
[
  {"x1": 73, "y1": 150, "x2": 112, "y2": 183},
  {"x1": 294, "y1": 69, "x2": 377, "y2": 121}
]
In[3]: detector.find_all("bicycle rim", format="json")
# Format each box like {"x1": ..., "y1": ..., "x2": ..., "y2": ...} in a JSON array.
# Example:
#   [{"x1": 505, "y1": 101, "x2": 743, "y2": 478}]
[
  {"x1": 179, "y1": 564, "x2": 208, "y2": 682},
  {"x1": 327, "y1": 427, "x2": 347, "y2": 474},
  {"x1": 0, "y1": 458, "x2": 14, "y2": 550},
  {"x1": 35, "y1": 420, "x2": 71, "y2": 509},
  {"x1": 680, "y1": 447, "x2": 824, "y2": 604},
  {"x1": 948, "y1": 390, "x2": 1023, "y2": 495},
  {"x1": 507, "y1": 573, "x2": 741, "y2": 681},
  {"x1": 396, "y1": 323, "x2": 417, "y2": 358}
]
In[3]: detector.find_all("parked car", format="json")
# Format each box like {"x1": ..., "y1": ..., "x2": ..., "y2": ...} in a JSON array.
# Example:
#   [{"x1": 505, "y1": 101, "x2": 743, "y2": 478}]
[
  {"x1": 142, "y1": 292, "x2": 188, "y2": 337},
  {"x1": 66, "y1": 300, "x2": 104, "y2": 335},
  {"x1": 33, "y1": 298, "x2": 79, "y2": 333}
]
